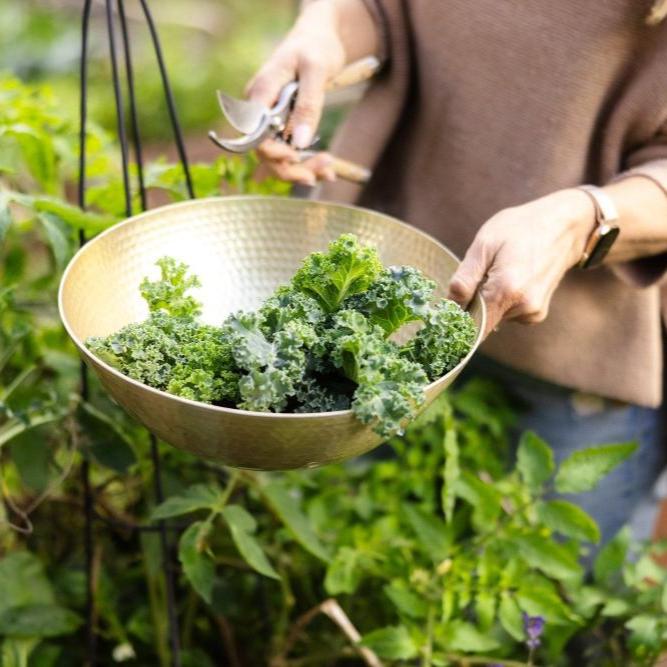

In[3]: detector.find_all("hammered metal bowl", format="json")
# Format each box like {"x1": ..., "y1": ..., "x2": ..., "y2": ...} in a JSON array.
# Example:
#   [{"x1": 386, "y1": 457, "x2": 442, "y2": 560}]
[{"x1": 59, "y1": 196, "x2": 485, "y2": 469}]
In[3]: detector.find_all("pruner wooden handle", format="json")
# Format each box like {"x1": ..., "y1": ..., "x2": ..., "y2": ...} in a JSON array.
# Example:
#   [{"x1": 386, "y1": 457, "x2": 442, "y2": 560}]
[
  {"x1": 325, "y1": 56, "x2": 381, "y2": 91},
  {"x1": 328, "y1": 156, "x2": 372, "y2": 184}
]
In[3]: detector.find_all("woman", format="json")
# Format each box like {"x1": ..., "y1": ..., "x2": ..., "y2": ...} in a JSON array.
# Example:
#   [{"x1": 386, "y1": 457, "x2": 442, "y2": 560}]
[{"x1": 244, "y1": 0, "x2": 667, "y2": 541}]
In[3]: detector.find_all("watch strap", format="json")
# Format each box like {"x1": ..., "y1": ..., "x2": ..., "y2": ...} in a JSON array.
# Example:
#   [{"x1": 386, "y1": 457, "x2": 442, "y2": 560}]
[{"x1": 577, "y1": 185, "x2": 620, "y2": 269}]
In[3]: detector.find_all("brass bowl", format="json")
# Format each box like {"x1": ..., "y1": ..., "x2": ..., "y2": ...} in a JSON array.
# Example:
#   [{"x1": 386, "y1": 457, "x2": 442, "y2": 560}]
[{"x1": 59, "y1": 196, "x2": 485, "y2": 469}]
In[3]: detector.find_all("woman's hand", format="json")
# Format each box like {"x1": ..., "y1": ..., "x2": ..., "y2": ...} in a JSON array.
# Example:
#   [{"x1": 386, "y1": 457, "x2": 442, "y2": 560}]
[
  {"x1": 245, "y1": 0, "x2": 379, "y2": 186},
  {"x1": 448, "y1": 189, "x2": 595, "y2": 337}
]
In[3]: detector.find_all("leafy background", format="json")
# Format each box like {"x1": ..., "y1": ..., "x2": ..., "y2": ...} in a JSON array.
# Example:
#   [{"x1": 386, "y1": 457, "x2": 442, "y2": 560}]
[{"x1": 1, "y1": 1, "x2": 667, "y2": 666}]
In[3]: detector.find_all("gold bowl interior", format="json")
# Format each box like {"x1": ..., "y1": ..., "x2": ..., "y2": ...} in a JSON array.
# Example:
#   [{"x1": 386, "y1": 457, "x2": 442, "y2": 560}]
[{"x1": 59, "y1": 196, "x2": 485, "y2": 469}]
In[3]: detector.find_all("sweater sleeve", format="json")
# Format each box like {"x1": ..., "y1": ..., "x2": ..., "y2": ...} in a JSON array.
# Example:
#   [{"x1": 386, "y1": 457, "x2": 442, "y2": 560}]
[
  {"x1": 315, "y1": 0, "x2": 411, "y2": 203},
  {"x1": 608, "y1": 152, "x2": 667, "y2": 288}
]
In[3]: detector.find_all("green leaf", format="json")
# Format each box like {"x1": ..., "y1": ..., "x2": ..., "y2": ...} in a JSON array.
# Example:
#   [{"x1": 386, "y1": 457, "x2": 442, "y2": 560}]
[
  {"x1": 262, "y1": 482, "x2": 331, "y2": 563},
  {"x1": 383, "y1": 581, "x2": 428, "y2": 619},
  {"x1": 0, "y1": 605, "x2": 81, "y2": 638},
  {"x1": 31, "y1": 196, "x2": 115, "y2": 235},
  {"x1": 38, "y1": 212, "x2": 73, "y2": 271},
  {"x1": 0, "y1": 553, "x2": 55, "y2": 615},
  {"x1": 514, "y1": 534, "x2": 582, "y2": 582},
  {"x1": 538, "y1": 500, "x2": 600, "y2": 543},
  {"x1": 626, "y1": 614, "x2": 662, "y2": 650},
  {"x1": 325, "y1": 547, "x2": 362, "y2": 595},
  {"x1": 499, "y1": 594, "x2": 524, "y2": 641},
  {"x1": 454, "y1": 471, "x2": 501, "y2": 527},
  {"x1": 403, "y1": 504, "x2": 451, "y2": 562},
  {"x1": 444, "y1": 620, "x2": 501, "y2": 652},
  {"x1": 602, "y1": 598, "x2": 631, "y2": 617},
  {"x1": 571, "y1": 586, "x2": 607, "y2": 618},
  {"x1": 262, "y1": 482, "x2": 330, "y2": 562},
  {"x1": 516, "y1": 431, "x2": 554, "y2": 489},
  {"x1": 151, "y1": 485, "x2": 220, "y2": 521},
  {"x1": 178, "y1": 521, "x2": 216, "y2": 604},
  {"x1": 593, "y1": 527, "x2": 630, "y2": 584},
  {"x1": 441, "y1": 405, "x2": 459, "y2": 523},
  {"x1": 221, "y1": 505, "x2": 280, "y2": 580},
  {"x1": 78, "y1": 403, "x2": 136, "y2": 473},
  {"x1": 475, "y1": 591, "x2": 496, "y2": 631},
  {"x1": 9, "y1": 427, "x2": 52, "y2": 492},
  {"x1": 359, "y1": 626, "x2": 418, "y2": 660},
  {"x1": 555, "y1": 442, "x2": 637, "y2": 494},
  {"x1": 516, "y1": 586, "x2": 579, "y2": 625},
  {"x1": 662, "y1": 583, "x2": 667, "y2": 614}
]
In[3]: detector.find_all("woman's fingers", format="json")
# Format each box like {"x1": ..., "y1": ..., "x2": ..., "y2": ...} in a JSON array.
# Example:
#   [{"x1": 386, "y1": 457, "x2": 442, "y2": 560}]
[
  {"x1": 263, "y1": 150, "x2": 336, "y2": 186},
  {"x1": 256, "y1": 139, "x2": 301, "y2": 162},
  {"x1": 289, "y1": 57, "x2": 329, "y2": 148}
]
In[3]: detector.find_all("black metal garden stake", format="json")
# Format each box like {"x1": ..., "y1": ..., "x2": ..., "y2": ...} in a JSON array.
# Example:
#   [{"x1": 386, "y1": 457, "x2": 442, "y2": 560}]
[{"x1": 78, "y1": 1, "x2": 195, "y2": 664}]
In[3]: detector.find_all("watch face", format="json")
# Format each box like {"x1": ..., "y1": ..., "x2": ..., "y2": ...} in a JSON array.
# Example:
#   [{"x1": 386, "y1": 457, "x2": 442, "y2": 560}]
[{"x1": 586, "y1": 226, "x2": 620, "y2": 268}]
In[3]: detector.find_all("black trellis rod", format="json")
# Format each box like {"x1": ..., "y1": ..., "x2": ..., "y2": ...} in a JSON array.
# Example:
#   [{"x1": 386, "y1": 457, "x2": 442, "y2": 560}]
[
  {"x1": 116, "y1": 0, "x2": 147, "y2": 211},
  {"x1": 105, "y1": 0, "x2": 132, "y2": 218},
  {"x1": 137, "y1": 0, "x2": 195, "y2": 199},
  {"x1": 77, "y1": 1, "x2": 197, "y2": 664}
]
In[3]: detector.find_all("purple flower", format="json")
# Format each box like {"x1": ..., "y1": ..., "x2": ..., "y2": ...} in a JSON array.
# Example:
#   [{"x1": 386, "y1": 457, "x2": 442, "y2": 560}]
[{"x1": 523, "y1": 613, "x2": 545, "y2": 650}]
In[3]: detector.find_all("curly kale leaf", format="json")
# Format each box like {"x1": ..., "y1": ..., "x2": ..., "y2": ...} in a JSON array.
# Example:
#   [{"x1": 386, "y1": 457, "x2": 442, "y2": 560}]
[
  {"x1": 324, "y1": 310, "x2": 390, "y2": 383},
  {"x1": 353, "y1": 354, "x2": 429, "y2": 438},
  {"x1": 86, "y1": 314, "x2": 239, "y2": 404},
  {"x1": 291, "y1": 234, "x2": 383, "y2": 313},
  {"x1": 258, "y1": 286, "x2": 325, "y2": 336},
  {"x1": 323, "y1": 310, "x2": 428, "y2": 437},
  {"x1": 140, "y1": 256, "x2": 202, "y2": 319},
  {"x1": 293, "y1": 376, "x2": 352, "y2": 413},
  {"x1": 226, "y1": 312, "x2": 315, "y2": 412},
  {"x1": 345, "y1": 265, "x2": 436, "y2": 335},
  {"x1": 403, "y1": 299, "x2": 477, "y2": 380}
]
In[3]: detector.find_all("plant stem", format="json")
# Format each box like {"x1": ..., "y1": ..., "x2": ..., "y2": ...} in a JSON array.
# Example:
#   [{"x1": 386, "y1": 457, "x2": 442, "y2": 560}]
[
  {"x1": 421, "y1": 606, "x2": 435, "y2": 667},
  {"x1": 217, "y1": 469, "x2": 241, "y2": 510}
]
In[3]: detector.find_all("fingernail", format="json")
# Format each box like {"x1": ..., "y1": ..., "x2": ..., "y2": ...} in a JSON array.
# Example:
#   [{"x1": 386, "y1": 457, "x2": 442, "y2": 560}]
[
  {"x1": 292, "y1": 123, "x2": 313, "y2": 149},
  {"x1": 323, "y1": 168, "x2": 337, "y2": 182}
]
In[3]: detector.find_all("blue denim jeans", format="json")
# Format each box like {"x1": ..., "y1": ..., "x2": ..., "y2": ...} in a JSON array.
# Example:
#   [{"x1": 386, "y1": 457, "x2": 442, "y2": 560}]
[{"x1": 466, "y1": 356, "x2": 666, "y2": 543}]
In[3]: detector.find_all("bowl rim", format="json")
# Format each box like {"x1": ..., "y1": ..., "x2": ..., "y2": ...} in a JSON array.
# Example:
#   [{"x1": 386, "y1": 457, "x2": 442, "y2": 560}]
[{"x1": 58, "y1": 195, "x2": 486, "y2": 421}]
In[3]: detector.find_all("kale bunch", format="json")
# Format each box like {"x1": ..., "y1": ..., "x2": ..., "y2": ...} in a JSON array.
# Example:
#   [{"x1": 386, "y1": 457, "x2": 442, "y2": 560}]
[
  {"x1": 86, "y1": 258, "x2": 239, "y2": 405},
  {"x1": 86, "y1": 235, "x2": 477, "y2": 438}
]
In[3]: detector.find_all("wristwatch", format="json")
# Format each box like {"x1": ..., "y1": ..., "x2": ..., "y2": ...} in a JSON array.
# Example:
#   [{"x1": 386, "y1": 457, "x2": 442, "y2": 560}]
[{"x1": 576, "y1": 185, "x2": 620, "y2": 269}]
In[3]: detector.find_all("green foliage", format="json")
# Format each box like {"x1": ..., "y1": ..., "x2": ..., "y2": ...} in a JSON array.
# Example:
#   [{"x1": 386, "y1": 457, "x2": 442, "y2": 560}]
[
  {"x1": 359, "y1": 625, "x2": 418, "y2": 660},
  {"x1": 221, "y1": 504, "x2": 280, "y2": 580},
  {"x1": 516, "y1": 430, "x2": 554, "y2": 489},
  {"x1": 555, "y1": 442, "x2": 638, "y2": 493}
]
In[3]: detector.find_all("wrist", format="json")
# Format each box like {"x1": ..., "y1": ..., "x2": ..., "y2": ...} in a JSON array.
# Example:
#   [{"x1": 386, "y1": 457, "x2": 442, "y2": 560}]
[{"x1": 552, "y1": 188, "x2": 598, "y2": 268}]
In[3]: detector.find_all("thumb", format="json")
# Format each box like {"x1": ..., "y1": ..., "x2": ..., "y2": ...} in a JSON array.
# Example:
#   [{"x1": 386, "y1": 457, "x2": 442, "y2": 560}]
[
  {"x1": 448, "y1": 237, "x2": 492, "y2": 308},
  {"x1": 289, "y1": 58, "x2": 328, "y2": 149}
]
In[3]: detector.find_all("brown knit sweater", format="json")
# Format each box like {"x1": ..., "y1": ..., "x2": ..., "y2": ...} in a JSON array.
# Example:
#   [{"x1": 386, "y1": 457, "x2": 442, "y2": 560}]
[{"x1": 317, "y1": 0, "x2": 667, "y2": 407}]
